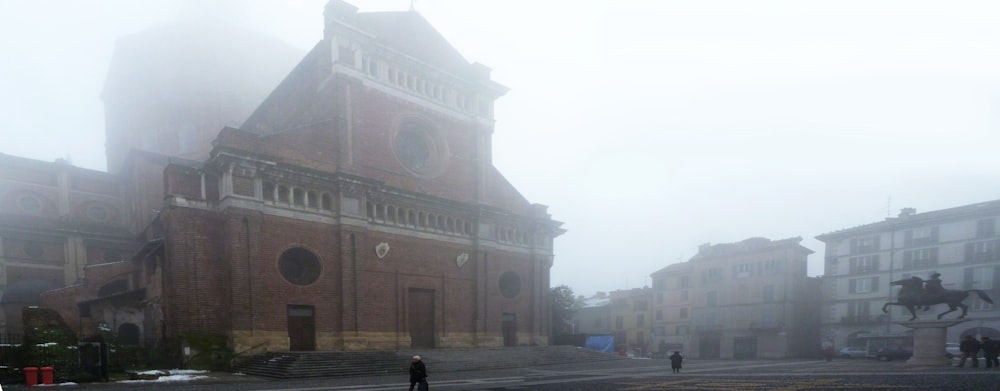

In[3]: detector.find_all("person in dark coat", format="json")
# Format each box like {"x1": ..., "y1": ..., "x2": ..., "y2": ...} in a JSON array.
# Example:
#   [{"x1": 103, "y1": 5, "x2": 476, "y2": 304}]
[
  {"x1": 669, "y1": 351, "x2": 683, "y2": 373},
  {"x1": 408, "y1": 355, "x2": 429, "y2": 391},
  {"x1": 982, "y1": 337, "x2": 999, "y2": 368},
  {"x1": 958, "y1": 335, "x2": 982, "y2": 368}
]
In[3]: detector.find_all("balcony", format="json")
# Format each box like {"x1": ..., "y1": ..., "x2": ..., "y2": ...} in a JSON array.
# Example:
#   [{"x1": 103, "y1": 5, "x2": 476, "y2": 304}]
[
  {"x1": 840, "y1": 314, "x2": 887, "y2": 325},
  {"x1": 694, "y1": 324, "x2": 722, "y2": 333}
]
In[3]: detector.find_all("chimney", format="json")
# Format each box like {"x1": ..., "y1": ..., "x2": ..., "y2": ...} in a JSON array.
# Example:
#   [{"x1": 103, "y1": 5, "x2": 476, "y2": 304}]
[{"x1": 899, "y1": 208, "x2": 916, "y2": 217}]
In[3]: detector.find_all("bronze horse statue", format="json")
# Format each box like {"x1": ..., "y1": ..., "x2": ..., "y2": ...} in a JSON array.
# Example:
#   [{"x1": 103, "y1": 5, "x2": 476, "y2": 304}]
[{"x1": 882, "y1": 276, "x2": 994, "y2": 321}]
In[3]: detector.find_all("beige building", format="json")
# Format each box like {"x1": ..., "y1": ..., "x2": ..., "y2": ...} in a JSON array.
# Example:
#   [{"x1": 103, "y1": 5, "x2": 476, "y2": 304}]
[
  {"x1": 651, "y1": 237, "x2": 821, "y2": 359},
  {"x1": 571, "y1": 288, "x2": 653, "y2": 356},
  {"x1": 817, "y1": 202, "x2": 1000, "y2": 350}
]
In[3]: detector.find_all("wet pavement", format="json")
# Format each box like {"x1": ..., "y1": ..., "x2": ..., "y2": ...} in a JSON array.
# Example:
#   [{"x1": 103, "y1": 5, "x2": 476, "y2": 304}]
[{"x1": 4, "y1": 356, "x2": 999, "y2": 390}]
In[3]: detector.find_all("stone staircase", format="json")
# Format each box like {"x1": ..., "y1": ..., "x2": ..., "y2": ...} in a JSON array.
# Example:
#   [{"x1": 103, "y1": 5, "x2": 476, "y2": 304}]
[
  {"x1": 234, "y1": 346, "x2": 624, "y2": 379},
  {"x1": 233, "y1": 351, "x2": 401, "y2": 379}
]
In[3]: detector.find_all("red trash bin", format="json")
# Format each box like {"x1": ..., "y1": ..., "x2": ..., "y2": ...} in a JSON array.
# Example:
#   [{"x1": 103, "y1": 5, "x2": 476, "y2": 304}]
[
  {"x1": 23, "y1": 366, "x2": 38, "y2": 387},
  {"x1": 40, "y1": 366, "x2": 54, "y2": 384}
]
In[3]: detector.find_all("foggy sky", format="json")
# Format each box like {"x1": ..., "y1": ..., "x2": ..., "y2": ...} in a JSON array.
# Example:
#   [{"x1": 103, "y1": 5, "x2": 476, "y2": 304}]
[{"x1": 1, "y1": 0, "x2": 999, "y2": 297}]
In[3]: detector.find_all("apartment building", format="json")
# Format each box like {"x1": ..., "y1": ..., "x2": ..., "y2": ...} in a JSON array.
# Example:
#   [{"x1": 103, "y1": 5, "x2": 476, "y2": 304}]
[
  {"x1": 651, "y1": 237, "x2": 820, "y2": 359},
  {"x1": 816, "y1": 202, "x2": 1000, "y2": 349}
]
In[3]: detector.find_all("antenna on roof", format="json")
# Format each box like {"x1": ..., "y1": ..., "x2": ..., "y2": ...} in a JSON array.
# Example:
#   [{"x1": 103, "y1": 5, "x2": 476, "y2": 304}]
[
  {"x1": 886, "y1": 196, "x2": 892, "y2": 217},
  {"x1": 410, "y1": 0, "x2": 417, "y2": 12}
]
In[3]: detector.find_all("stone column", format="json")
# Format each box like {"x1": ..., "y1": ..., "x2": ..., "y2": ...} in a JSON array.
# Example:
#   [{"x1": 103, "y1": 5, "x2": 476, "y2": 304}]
[{"x1": 896, "y1": 319, "x2": 968, "y2": 367}]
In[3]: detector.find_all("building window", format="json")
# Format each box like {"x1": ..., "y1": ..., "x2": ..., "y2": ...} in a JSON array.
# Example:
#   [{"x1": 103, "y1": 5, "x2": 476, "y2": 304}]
[
  {"x1": 86, "y1": 205, "x2": 110, "y2": 222},
  {"x1": 703, "y1": 268, "x2": 722, "y2": 284},
  {"x1": 763, "y1": 259, "x2": 780, "y2": 275},
  {"x1": 706, "y1": 291, "x2": 717, "y2": 306},
  {"x1": 680, "y1": 275, "x2": 690, "y2": 288},
  {"x1": 966, "y1": 240, "x2": 1000, "y2": 263},
  {"x1": 760, "y1": 308, "x2": 775, "y2": 323},
  {"x1": 905, "y1": 227, "x2": 939, "y2": 247},
  {"x1": 277, "y1": 185, "x2": 289, "y2": 202},
  {"x1": 637, "y1": 313, "x2": 645, "y2": 327},
  {"x1": 847, "y1": 300, "x2": 873, "y2": 318},
  {"x1": 735, "y1": 263, "x2": 752, "y2": 278},
  {"x1": 615, "y1": 316, "x2": 624, "y2": 330},
  {"x1": 902, "y1": 248, "x2": 938, "y2": 269},
  {"x1": 977, "y1": 218, "x2": 996, "y2": 238},
  {"x1": 679, "y1": 308, "x2": 688, "y2": 319},
  {"x1": 676, "y1": 325, "x2": 689, "y2": 335},
  {"x1": 18, "y1": 196, "x2": 42, "y2": 212},
  {"x1": 763, "y1": 285, "x2": 775, "y2": 301},
  {"x1": 966, "y1": 266, "x2": 996, "y2": 290},
  {"x1": 656, "y1": 292, "x2": 663, "y2": 304},
  {"x1": 849, "y1": 255, "x2": 880, "y2": 274},
  {"x1": 498, "y1": 271, "x2": 521, "y2": 298},
  {"x1": 656, "y1": 310, "x2": 663, "y2": 321},
  {"x1": 849, "y1": 276, "x2": 880, "y2": 294},
  {"x1": 278, "y1": 247, "x2": 322, "y2": 286},
  {"x1": 263, "y1": 182, "x2": 275, "y2": 201},
  {"x1": 23, "y1": 242, "x2": 44, "y2": 258},
  {"x1": 633, "y1": 300, "x2": 648, "y2": 311},
  {"x1": 321, "y1": 194, "x2": 333, "y2": 210},
  {"x1": 850, "y1": 236, "x2": 880, "y2": 255},
  {"x1": 653, "y1": 278, "x2": 664, "y2": 290},
  {"x1": 681, "y1": 290, "x2": 688, "y2": 301},
  {"x1": 971, "y1": 295, "x2": 993, "y2": 311},
  {"x1": 594, "y1": 318, "x2": 602, "y2": 328}
]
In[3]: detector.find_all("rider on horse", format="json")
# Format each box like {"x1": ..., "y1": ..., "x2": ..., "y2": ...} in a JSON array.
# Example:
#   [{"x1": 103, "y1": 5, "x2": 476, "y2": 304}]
[{"x1": 922, "y1": 272, "x2": 946, "y2": 307}]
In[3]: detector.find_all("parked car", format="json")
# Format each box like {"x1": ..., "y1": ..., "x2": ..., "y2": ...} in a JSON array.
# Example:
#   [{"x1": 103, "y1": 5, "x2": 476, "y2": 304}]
[
  {"x1": 946, "y1": 342, "x2": 960, "y2": 359},
  {"x1": 838, "y1": 346, "x2": 869, "y2": 358},
  {"x1": 876, "y1": 346, "x2": 913, "y2": 361}
]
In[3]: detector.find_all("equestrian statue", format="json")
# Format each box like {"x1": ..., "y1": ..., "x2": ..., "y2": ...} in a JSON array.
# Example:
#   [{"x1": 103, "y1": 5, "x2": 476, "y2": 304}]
[{"x1": 882, "y1": 272, "x2": 994, "y2": 321}]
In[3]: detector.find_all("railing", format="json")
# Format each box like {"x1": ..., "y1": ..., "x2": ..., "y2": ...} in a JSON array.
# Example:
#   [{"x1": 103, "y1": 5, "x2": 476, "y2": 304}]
[
  {"x1": 749, "y1": 322, "x2": 784, "y2": 332},
  {"x1": 694, "y1": 324, "x2": 722, "y2": 333}
]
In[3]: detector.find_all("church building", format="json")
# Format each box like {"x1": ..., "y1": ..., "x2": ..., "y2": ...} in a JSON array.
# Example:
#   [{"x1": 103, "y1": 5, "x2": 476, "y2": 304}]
[{"x1": 3, "y1": 0, "x2": 564, "y2": 354}]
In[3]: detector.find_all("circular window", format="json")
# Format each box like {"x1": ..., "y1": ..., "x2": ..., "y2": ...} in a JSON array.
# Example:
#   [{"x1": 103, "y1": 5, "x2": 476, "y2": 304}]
[
  {"x1": 18, "y1": 196, "x2": 41, "y2": 212},
  {"x1": 87, "y1": 205, "x2": 109, "y2": 222},
  {"x1": 23, "y1": 242, "x2": 44, "y2": 258},
  {"x1": 499, "y1": 271, "x2": 521, "y2": 298},
  {"x1": 278, "y1": 247, "x2": 322, "y2": 286},
  {"x1": 391, "y1": 117, "x2": 448, "y2": 177},
  {"x1": 395, "y1": 127, "x2": 430, "y2": 171}
]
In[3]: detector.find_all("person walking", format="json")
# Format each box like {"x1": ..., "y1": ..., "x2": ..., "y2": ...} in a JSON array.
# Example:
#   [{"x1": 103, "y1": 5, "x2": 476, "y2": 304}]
[
  {"x1": 957, "y1": 335, "x2": 982, "y2": 368},
  {"x1": 408, "y1": 355, "x2": 429, "y2": 391},
  {"x1": 669, "y1": 351, "x2": 683, "y2": 373},
  {"x1": 982, "y1": 337, "x2": 999, "y2": 369}
]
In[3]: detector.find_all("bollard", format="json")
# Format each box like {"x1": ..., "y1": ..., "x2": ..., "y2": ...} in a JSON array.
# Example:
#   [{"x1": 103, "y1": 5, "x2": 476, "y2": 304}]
[
  {"x1": 40, "y1": 366, "x2": 54, "y2": 385},
  {"x1": 23, "y1": 367, "x2": 38, "y2": 387}
]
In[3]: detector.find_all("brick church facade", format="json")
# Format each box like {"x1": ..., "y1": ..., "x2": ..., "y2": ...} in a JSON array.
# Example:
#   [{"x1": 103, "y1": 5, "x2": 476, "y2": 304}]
[{"x1": 2, "y1": 1, "x2": 564, "y2": 354}]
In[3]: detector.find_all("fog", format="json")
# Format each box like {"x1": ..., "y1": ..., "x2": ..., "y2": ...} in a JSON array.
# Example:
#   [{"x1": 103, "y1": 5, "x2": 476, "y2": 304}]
[{"x1": 1, "y1": 0, "x2": 999, "y2": 296}]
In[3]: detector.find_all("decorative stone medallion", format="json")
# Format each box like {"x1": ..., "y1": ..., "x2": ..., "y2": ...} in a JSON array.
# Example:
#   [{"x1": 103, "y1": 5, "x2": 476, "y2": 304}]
[
  {"x1": 375, "y1": 242, "x2": 390, "y2": 259},
  {"x1": 456, "y1": 253, "x2": 469, "y2": 268}
]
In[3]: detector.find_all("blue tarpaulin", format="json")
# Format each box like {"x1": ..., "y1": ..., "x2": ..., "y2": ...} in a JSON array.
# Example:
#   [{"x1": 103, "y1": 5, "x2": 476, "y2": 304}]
[{"x1": 583, "y1": 335, "x2": 615, "y2": 353}]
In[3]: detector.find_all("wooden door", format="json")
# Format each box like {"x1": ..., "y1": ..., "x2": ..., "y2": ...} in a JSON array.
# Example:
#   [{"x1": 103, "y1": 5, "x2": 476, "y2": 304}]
[
  {"x1": 408, "y1": 289, "x2": 435, "y2": 349},
  {"x1": 733, "y1": 336, "x2": 757, "y2": 359},
  {"x1": 287, "y1": 305, "x2": 316, "y2": 351},
  {"x1": 698, "y1": 336, "x2": 721, "y2": 359},
  {"x1": 502, "y1": 313, "x2": 517, "y2": 347}
]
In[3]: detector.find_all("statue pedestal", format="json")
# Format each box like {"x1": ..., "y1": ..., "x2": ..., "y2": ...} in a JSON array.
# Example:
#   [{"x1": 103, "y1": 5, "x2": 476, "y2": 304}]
[{"x1": 895, "y1": 319, "x2": 968, "y2": 367}]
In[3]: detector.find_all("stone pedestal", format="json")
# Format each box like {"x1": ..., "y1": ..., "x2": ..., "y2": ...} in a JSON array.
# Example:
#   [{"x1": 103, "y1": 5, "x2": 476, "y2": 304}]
[{"x1": 896, "y1": 319, "x2": 968, "y2": 367}]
